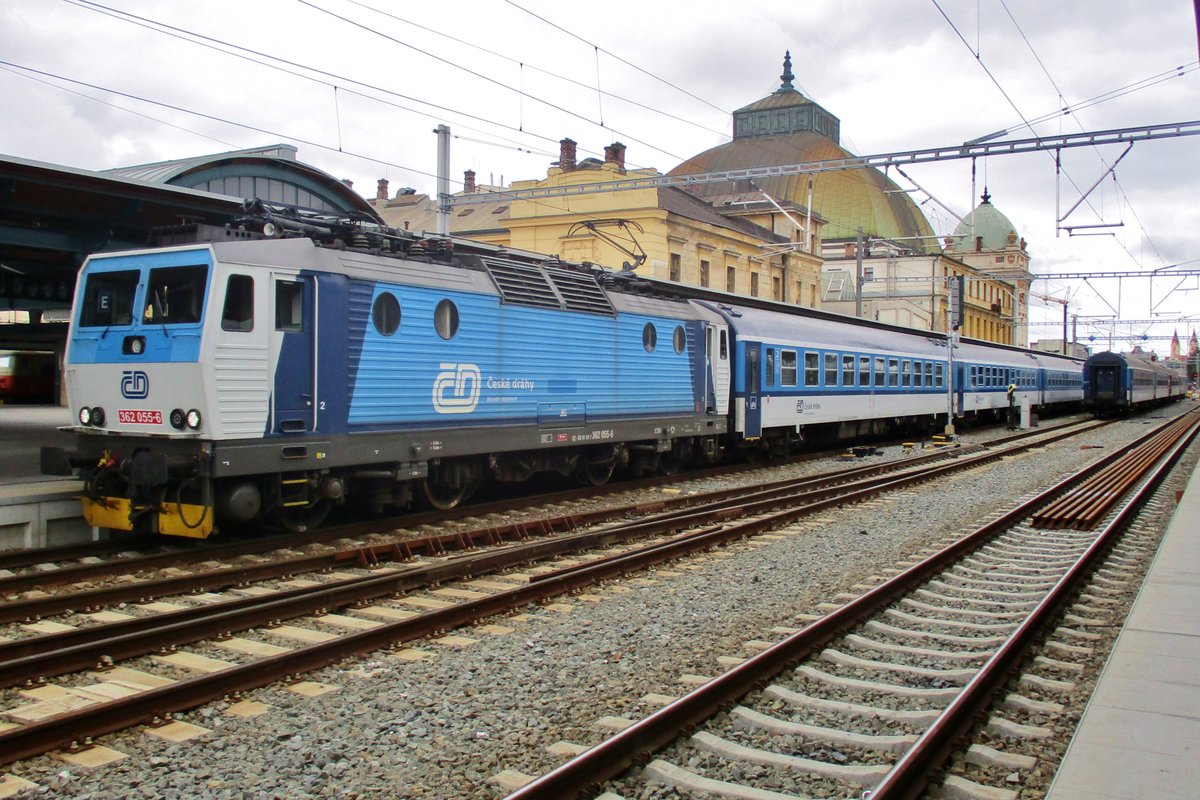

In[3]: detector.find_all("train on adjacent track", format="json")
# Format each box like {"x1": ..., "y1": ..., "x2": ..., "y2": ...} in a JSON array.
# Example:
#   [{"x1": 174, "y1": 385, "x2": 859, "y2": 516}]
[
  {"x1": 1082, "y1": 350, "x2": 1188, "y2": 416},
  {"x1": 42, "y1": 207, "x2": 1085, "y2": 538},
  {"x1": 0, "y1": 350, "x2": 56, "y2": 405}
]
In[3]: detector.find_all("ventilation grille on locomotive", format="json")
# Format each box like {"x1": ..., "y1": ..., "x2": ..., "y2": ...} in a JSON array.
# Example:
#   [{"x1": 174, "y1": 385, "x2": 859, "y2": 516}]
[{"x1": 483, "y1": 257, "x2": 614, "y2": 315}]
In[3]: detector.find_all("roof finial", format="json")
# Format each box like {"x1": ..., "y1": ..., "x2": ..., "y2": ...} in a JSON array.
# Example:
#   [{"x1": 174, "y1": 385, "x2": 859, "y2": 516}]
[
  {"x1": 981, "y1": 187, "x2": 992, "y2": 205},
  {"x1": 779, "y1": 51, "x2": 795, "y2": 91}
]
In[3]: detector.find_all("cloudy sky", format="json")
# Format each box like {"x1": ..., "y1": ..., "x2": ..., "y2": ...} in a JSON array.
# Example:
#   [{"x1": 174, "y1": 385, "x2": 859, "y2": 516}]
[{"x1": 2, "y1": 0, "x2": 1198, "y2": 349}]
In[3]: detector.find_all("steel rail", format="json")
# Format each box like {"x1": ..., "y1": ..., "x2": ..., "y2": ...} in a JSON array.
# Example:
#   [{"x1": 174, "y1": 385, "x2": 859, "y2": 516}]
[
  {"x1": 0, "y1": 419, "x2": 1121, "y2": 766},
  {"x1": 0, "y1": 420, "x2": 1099, "y2": 684},
  {"x1": 1031, "y1": 414, "x2": 1196, "y2": 529},
  {"x1": 0, "y1": 418, "x2": 1095, "y2": 579},
  {"x1": 867, "y1": 413, "x2": 1200, "y2": 800},
  {"x1": 500, "y1": 411, "x2": 1197, "y2": 800},
  {"x1": 0, "y1": 432, "x2": 997, "y2": 612}
]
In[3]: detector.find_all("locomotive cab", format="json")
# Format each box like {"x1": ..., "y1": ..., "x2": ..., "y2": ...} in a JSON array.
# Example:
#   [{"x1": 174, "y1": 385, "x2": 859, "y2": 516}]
[{"x1": 43, "y1": 246, "x2": 222, "y2": 537}]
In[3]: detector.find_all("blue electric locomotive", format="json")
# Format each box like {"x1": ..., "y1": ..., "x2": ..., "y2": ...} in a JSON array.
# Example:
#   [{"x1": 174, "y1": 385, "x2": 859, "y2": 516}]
[{"x1": 42, "y1": 224, "x2": 729, "y2": 536}]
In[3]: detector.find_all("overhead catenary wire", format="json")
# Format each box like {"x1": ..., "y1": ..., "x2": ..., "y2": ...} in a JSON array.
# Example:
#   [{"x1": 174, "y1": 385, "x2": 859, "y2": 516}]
[
  {"x1": 292, "y1": 0, "x2": 692, "y2": 164},
  {"x1": 338, "y1": 0, "x2": 733, "y2": 142}
]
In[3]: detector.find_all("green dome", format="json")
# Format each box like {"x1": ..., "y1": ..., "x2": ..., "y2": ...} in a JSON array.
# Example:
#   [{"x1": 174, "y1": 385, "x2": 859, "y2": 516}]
[
  {"x1": 668, "y1": 52, "x2": 935, "y2": 250},
  {"x1": 950, "y1": 191, "x2": 1019, "y2": 251}
]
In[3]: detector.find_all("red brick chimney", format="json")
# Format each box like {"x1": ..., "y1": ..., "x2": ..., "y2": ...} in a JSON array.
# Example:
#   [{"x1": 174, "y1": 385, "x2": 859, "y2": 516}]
[
  {"x1": 464, "y1": 169, "x2": 476, "y2": 193},
  {"x1": 341, "y1": 178, "x2": 354, "y2": 190},
  {"x1": 603, "y1": 142, "x2": 626, "y2": 170},
  {"x1": 376, "y1": 178, "x2": 389, "y2": 201},
  {"x1": 559, "y1": 138, "x2": 577, "y2": 171}
]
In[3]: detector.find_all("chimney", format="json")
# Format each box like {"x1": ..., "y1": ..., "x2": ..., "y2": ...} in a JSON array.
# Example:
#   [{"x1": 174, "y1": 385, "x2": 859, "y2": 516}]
[
  {"x1": 603, "y1": 142, "x2": 626, "y2": 170},
  {"x1": 376, "y1": 178, "x2": 389, "y2": 201},
  {"x1": 341, "y1": 178, "x2": 354, "y2": 190},
  {"x1": 559, "y1": 138, "x2": 577, "y2": 171},
  {"x1": 464, "y1": 169, "x2": 476, "y2": 193}
]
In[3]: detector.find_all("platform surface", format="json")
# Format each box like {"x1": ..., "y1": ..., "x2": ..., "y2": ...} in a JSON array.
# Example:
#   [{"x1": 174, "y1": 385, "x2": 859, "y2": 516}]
[{"x1": 1046, "y1": 460, "x2": 1200, "y2": 800}]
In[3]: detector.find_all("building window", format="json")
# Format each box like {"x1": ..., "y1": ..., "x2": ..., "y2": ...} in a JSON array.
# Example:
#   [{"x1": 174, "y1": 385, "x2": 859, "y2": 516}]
[
  {"x1": 750, "y1": 272, "x2": 759, "y2": 297},
  {"x1": 773, "y1": 275, "x2": 782, "y2": 300},
  {"x1": 669, "y1": 253, "x2": 681, "y2": 282},
  {"x1": 700, "y1": 260, "x2": 710, "y2": 287},
  {"x1": 726, "y1": 266, "x2": 736, "y2": 293}
]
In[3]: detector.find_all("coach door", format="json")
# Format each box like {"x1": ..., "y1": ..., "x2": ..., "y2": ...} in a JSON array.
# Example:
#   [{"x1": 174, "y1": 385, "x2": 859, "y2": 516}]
[
  {"x1": 744, "y1": 342, "x2": 762, "y2": 439},
  {"x1": 271, "y1": 274, "x2": 317, "y2": 433},
  {"x1": 1093, "y1": 365, "x2": 1118, "y2": 402}
]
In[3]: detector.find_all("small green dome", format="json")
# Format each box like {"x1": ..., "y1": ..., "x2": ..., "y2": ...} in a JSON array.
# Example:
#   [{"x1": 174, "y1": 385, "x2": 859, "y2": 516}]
[{"x1": 950, "y1": 191, "x2": 1019, "y2": 251}]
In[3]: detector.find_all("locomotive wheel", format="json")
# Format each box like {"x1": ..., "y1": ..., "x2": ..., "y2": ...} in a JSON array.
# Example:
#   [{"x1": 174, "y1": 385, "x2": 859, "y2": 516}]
[
  {"x1": 269, "y1": 499, "x2": 332, "y2": 533},
  {"x1": 420, "y1": 477, "x2": 477, "y2": 510},
  {"x1": 576, "y1": 457, "x2": 616, "y2": 486}
]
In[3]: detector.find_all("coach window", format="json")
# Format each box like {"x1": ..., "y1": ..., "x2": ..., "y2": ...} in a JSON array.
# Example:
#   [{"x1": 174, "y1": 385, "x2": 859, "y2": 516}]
[
  {"x1": 435, "y1": 299, "x2": 459, "y2": 340},
  {"x1": 925, "y1": 362, "x2": 934, "y2": 387},
  {"x1": 804, "y1": 352, "x2": 819, "y2": 386},
  {"x1": 859, "y1": 356, "x2": 871, "y2": 387},
  {"x1": 673, "y1": 326, "x2": 686, "y2": 354},
  {"x1": 901, "y1": 360, "x2": 912, "y2": 387},
  {"x1": 780, "y1": 351, "x2": 797, "y2": 386},
  {"x1": 914, "y1": 361, "x2": 923, "y2": 388},
  {"x1": 719, "y1": 330, "x2": 728, "y2": 360},
  {"x1": 642, "y1": 322, "x2": 657, "y2": 352},
  {"x1": 371, "y1": 292, "x2": 401, "y2": 336},
  {"x1": 935, "y1": 363, "x2": 944, "y2": 387},
  {"x1": 969, "y1": 366, "x2": 977, "y2": 387},
  {"x1": 873, "y1": 357, "x2": 885, "y2": 387},
  {"x1": 766, "y1": 349, "x2": 776, "y2": 387},
  {"x1": 221, "y1": 274, "x2": 254, "y2": 332},
  {"x1": 275, "y1": 280, "x2": 303, "y2": 332},
  {"x1": 885, "y1": 358, "x2": 897, "y2": 387},
  {"x1": 824, "y1": 353, "x2": 838, "y2": 386},
  {"x1": 842, "y1": 354, "x2": 856, "y2": 387}
]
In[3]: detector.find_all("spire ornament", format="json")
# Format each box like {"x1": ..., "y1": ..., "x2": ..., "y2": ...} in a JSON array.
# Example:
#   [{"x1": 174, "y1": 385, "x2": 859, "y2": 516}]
[{"x1": 779, "y1": 51, "x2": 795, "y2": 91}]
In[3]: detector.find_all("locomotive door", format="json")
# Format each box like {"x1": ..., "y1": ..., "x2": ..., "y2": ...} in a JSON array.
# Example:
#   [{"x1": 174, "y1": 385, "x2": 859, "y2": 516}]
[
  {"x1": 706, "y1": 324, "x2": 731, "y2": 416},
  {"x1": 744, "y1": 342, "x2": 762, "y2": 439},
  {"x1": 271, "y1": 274, "x2": 317, "y2": 433}
]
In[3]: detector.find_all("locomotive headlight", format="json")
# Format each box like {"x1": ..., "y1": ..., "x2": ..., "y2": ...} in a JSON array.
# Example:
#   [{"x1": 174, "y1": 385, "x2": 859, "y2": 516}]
[
  {"x1": 185, "y1": 409, "x2": 202, "y2": 430},
  {"x1": 170, "y1": 408, "x2": 186, "y2": 430},
  {"x1": 90, "y1": 407, "x2": 105, "y2": 427},
  {"x1": 78, "y1": 407, "x2": 91, "y2": 426}
]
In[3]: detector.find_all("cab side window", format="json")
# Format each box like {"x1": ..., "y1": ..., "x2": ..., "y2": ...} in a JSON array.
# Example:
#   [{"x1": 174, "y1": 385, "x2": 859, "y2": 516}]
[{"x1": 221, "y1": 275, "x2": 254, "y2": 332}]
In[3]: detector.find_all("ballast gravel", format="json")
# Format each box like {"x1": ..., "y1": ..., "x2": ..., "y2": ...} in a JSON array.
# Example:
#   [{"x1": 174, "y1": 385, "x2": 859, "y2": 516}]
[{"x1": 5, "y1": 410, "x2": 1195, "y2": 799}]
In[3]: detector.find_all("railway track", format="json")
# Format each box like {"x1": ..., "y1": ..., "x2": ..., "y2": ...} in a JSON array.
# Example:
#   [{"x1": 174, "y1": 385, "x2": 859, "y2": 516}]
[
  {"x1": 0, "y1": 419, "x2": 1091, "y2": 584},
  {"x1": 501, "y1": 409, "x2": 1199, "y2": 800},
  {"x1": 0, "y1": 418, "x2": 1118, "y2": 767}
]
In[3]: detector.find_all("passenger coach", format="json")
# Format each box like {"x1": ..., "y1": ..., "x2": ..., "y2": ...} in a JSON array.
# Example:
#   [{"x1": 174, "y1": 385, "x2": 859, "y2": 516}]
[{"x1": 1083, "y1": 351, "x2": 1186, "y2": 415}]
